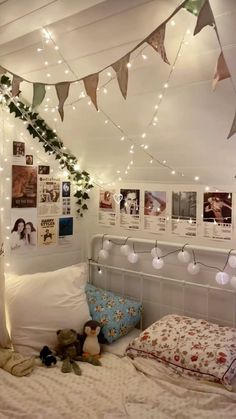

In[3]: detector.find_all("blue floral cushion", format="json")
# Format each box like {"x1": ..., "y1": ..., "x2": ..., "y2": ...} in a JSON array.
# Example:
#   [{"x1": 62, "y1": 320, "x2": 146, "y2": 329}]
[{"x1": 85, "y1": 283, "x2": 143, "y2": 343}]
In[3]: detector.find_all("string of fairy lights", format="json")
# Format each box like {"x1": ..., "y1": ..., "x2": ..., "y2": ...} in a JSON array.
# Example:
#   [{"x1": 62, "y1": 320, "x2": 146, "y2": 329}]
[{"x1": 94, "y1": 235, "x2": 236, "y2": 289}]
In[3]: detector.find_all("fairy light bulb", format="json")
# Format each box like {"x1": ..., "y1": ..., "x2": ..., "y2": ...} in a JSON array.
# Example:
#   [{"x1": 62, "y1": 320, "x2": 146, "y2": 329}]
[
  {"x1": 152, "y1": 257, "x2": 164, "y2": 270},
  {"x1": 178, "y1": 250, "x2": 191, "y2": 263},
  {"x1": 215, "y1": 272, "x2": 229, "y2": 285},
  {"x1": 128, "y1": 252, "x2": 139, "y2": 264},
  {"x1": 120, "y1": 244, "x2": 131, "y2": 256},
  {"x1": 103, "y1": 239, "x2": 112, "y2": 251},
  {"x1": 98, "y1": 249, "x2": 109, "y2": 260},
  {"x1": 187, "y1": 262, "x2": 200, "y2": 275},
  {"x1": 228, "y1": 255, "x2": 236, "y2": 268},
  {"x1": 151, "y1": 247, "x2": 162, "y2": 258}
]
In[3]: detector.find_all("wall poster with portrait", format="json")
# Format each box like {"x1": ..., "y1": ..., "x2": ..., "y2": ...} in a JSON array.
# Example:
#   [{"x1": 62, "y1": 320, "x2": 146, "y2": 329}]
[
  {"x1": 144, "y1": 191, "x2": 167, "y2": 234},
  {"x1": 171, "y1": 191, "x2": 197, "y2": 237},
  {"x1": 120, "y1": 188, "x2": 140, "y2": 230},
  {"x1": 38, "y1": 176, "x2": 61, "y2": 216},
  {"x1": 12, "y1": 165, "x2": 37, "y2": 208},
  {"x1": 98, "y1": 189, "x2": 116, "y2": 227},
  {"x1": 62, "y1": 181, "x2": 71, "y2": 215},
  {"x1": 203, "y1": 192, "x2": 232, "y2": 240},
  {"x1": 10, "y1": 210, "x2": 37, "y2": 252},
  {"x1": 38, "y1": 218, "x2": 57, "y2": 246}
]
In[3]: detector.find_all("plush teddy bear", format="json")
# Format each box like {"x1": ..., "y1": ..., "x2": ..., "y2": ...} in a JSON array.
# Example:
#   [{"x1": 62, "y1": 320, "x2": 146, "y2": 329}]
[
  {"x1": 39, "y1": 346, "x2": 57, "y2": 367},
  {"x1": 56, "y1": 329, "x2": 82, "y2": 375}
]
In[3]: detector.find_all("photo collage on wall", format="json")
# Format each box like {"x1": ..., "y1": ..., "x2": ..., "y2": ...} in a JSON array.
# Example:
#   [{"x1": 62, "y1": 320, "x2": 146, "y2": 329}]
[
  {"x1": 10, "y1": 140, "x2": 74, "y2": 252},
  {"x1": 97, "y1": 188, "x2": 234, "y2": 241}
]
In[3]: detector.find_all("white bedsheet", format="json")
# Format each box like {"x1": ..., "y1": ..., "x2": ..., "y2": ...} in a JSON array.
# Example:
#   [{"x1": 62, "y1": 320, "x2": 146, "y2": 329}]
[{"x1": 0, "y1": 353, "x2": 236, "y2": 419}]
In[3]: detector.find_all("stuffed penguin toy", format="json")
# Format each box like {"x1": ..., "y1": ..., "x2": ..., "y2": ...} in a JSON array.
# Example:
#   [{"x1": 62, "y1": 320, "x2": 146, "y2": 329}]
[{"x1": 82, "y1": 320, "x2": 101, "y2": 357}]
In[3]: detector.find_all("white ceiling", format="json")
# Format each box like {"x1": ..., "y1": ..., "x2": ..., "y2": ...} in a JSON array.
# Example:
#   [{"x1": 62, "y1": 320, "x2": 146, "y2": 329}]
[{"x1": 1, "y1": 0, "x2": 236, "y2": 188}]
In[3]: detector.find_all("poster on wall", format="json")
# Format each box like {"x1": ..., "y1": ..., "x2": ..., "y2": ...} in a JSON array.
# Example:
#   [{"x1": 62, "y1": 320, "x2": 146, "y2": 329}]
[
  {"x1": 58, "y1": 217, "x2": 73, "y2": 247},
  {"x1": 98, "y1": 189, "x2": 116, "y2": 226},
  {"x1": 144, "y1": 191, "x2": 166, "y2": 233},
  {"x1": 172, "y1": 191, "x2": 197, "y2": 237},
  {"x1": 38, "y1": 176, "x2": 61, "y2": 216},
  {"x1": 120, "y1": 188, "x2": 140, "y2": 230},
  {"x1": 13, "y1": 141, "x2": 25, "y2": 157},
  {"x1": 38, "y1": 218, "x2": 57, "y2": 246},
  {"x1": 12, "y1": 165, "x2": 37, "y2": 208},
  {"x1": 203, "y1": 192, "x2": 232, "y2": 240},
  {"x1": 10, "y1": 210, "x2": 37, "y2": 252},
  {"x1": 62, "y1": 181, "x2": 71, "y2": 215}
]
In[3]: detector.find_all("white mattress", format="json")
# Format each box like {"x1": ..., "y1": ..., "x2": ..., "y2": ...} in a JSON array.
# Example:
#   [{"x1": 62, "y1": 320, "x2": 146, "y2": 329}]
[{"x1": 1, "y1": 353, "x2": 236, "y2": 419}]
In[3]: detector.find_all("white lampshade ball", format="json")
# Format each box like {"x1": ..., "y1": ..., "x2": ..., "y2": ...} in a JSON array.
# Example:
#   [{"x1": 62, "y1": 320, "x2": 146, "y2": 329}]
[
  {"x1": 215, "y1": 271, "x2": 229, "y2": 285},
  {"x1": 228, "y1": 255, "x2": 236, "y2": 268},
  {"x1": 230, "y1": 276, "x2": 236, "y2": 289},
  {"x1": 98, "y1": 249, "x2": 109, "y2": 260},
  {"x1": 103, "y1": 239, "x2": 112, "y2": 251},
  {"x1": 187, "y1": 262, "x2": 200, "y2": 275},
  {"x1": 152, "y1": 257, "x2": 164, "y2": 270},
  {"x1": 177, "y1": 250, "x2": 191, "y2": 264},
  {"x1": 151, "y1": 247, "x2": 162, "y2": 258},
  {"x1": 120, "y1": 244, "x2": 131, "y2": 256},
  {"x1": 128, "y1": 252, "x2": 139, "y2": 264}
]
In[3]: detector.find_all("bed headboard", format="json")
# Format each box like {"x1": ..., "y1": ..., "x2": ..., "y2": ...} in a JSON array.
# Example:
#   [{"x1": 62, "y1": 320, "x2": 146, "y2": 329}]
[{"x1": 88, "y1": 234, "x2": 236, "y2": 330}]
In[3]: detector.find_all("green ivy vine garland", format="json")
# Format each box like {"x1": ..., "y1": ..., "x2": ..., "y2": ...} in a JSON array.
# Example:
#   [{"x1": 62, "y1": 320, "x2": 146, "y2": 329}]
[{"x1": 0, "y1": 75, "x2": 93, "y2": 216}]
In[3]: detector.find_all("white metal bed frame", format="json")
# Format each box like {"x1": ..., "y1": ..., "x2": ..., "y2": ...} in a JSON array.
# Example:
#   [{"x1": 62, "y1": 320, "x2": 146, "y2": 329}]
[{"x1": 89, "y1": 234, "x2": 236, "y2": 329}]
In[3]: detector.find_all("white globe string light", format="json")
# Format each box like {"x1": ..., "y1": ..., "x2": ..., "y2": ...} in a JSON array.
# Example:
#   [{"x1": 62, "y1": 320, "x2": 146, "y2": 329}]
[
  {"x1": 215, "y1": 271, "x2": 229, "y2": 285},
  {"x1": 187, "y1": 262, "x2": 200, "y2": 275},
  {"x1": 152, "y1": 257, "x2": 164, "y2": 270},
  {"x1": 177, "y1": 250, "x2": 191, "y2": 264},
  {"x1": 128, "y1": 252, "x2": 139, "y2": 264},
  {"x1": 98, "y1": 249, "x2": 109, "y2": 260},
  {"x1": 151, "y1": 247, "x2": 162, "y2": 258},
  {"x1": 103, "y1": 239, "x2": 112, "y2": 251},
  {"x1": 228, "y1": 255, "x2": 236, "y2": 268},
  {"x1": 120, "y1": 244, "x2": 131, "y2": 256}
]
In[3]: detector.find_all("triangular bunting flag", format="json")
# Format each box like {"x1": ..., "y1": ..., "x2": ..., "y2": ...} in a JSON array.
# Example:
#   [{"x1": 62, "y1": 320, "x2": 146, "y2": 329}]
[
  {"x1": 227, "y1": 108, "x2": 236, "y2": 139},
  {"x1": 184, "y1": 0, "x2": 205, "y2": 15},
  {"x1": 212, "y1": 52, "x2": 231, "y2": 90},
  {"x1": 194, "y1": 0, "x2": 215, "y2": 36},
  {"x1": 55, "y1": 82, "x2": 70, "y2": 121},
  {"x1": 112, "y1": 54, "x2": 130, "y2": 99},
  {"x1": 12, "y1": 75, "x2": 23, "y2": 97},
  {"x1": 32, "y1": 83, "x2": 46, "y2": 109},
  {"x1": 146, "y1": 24, "x2": 169, "y2": 65},
  {"x1": 83, "y1": 73, "x2": 99, "y2": 110}
]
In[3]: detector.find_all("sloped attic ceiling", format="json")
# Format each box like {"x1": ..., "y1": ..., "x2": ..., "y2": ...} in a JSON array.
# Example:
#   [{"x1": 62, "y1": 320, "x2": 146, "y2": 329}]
[{"x1": 0, "y1": 0, "x2": 236, "y2": 188}]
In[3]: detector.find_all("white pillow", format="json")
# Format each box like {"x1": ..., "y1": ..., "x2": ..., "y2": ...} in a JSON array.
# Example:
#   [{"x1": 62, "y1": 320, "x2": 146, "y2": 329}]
[{"x1": 5, "y1": 263, "x2": 91, "y2": 356}]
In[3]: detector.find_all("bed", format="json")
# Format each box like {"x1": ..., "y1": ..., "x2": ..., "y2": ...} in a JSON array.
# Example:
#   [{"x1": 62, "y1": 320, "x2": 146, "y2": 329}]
[{"x1": 1, "y1": 237, "x2": 236, "y2": 418}]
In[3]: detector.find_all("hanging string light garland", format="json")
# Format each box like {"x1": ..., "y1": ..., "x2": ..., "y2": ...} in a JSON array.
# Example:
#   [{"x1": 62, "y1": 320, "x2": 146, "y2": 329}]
[
  {"x1": 0, "y1": 75, "x2": 94, "y2": 216},
  {"x1": 93, "y1": 235, "x2": 236, "y2": 288}
]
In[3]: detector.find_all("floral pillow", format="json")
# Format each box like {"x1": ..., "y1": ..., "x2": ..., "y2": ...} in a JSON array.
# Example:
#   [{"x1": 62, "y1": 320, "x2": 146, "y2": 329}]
[
  {"x1": 126, "y1": 314, "x2": 236, "y2": 389},
  {"x1": 85, "y1": 283, "x2": 143, "y2": 343}
]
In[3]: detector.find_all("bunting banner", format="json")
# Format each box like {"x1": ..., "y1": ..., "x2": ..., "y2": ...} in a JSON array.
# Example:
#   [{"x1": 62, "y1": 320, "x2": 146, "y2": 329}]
[
  {"x1": 32, "y1": 83, "x2": 46, "y2": 109},
  {"x1": 227, "y1": 109, "x2": 236, "y2": 140},
  {"x1": 193, "y1": 0, "x2": 215, "y2": 36},
  {"x1": 212, "y1": 52, "x2": 231, "y2": 90},
  {"x1": 112, "y1": 54, "x2": 130, "y2": 99},
  {"x1": 146, "y1": 24, "x2": 169, "y2": 64},
  {"x1": 11, "y1": 75, "x2": 23, "y2": 97},
  {"x1": 83, "y1": 73, "x2": 99, "y2": 110},
  {"x1": 55, "y1": 82, "x2": 70, "y2": 121}
]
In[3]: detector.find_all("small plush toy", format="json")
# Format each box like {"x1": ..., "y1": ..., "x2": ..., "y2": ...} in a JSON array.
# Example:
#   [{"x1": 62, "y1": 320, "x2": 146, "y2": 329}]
[
  {"x1": 56, "y1": 329, "x2": 82, "y2": 375},
  {"x1": 40, "y1": 346, "x2": 57, "y2": 367},
  {"x1": 81, "y1": 320, "x2": 102, "y2": 365}
]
